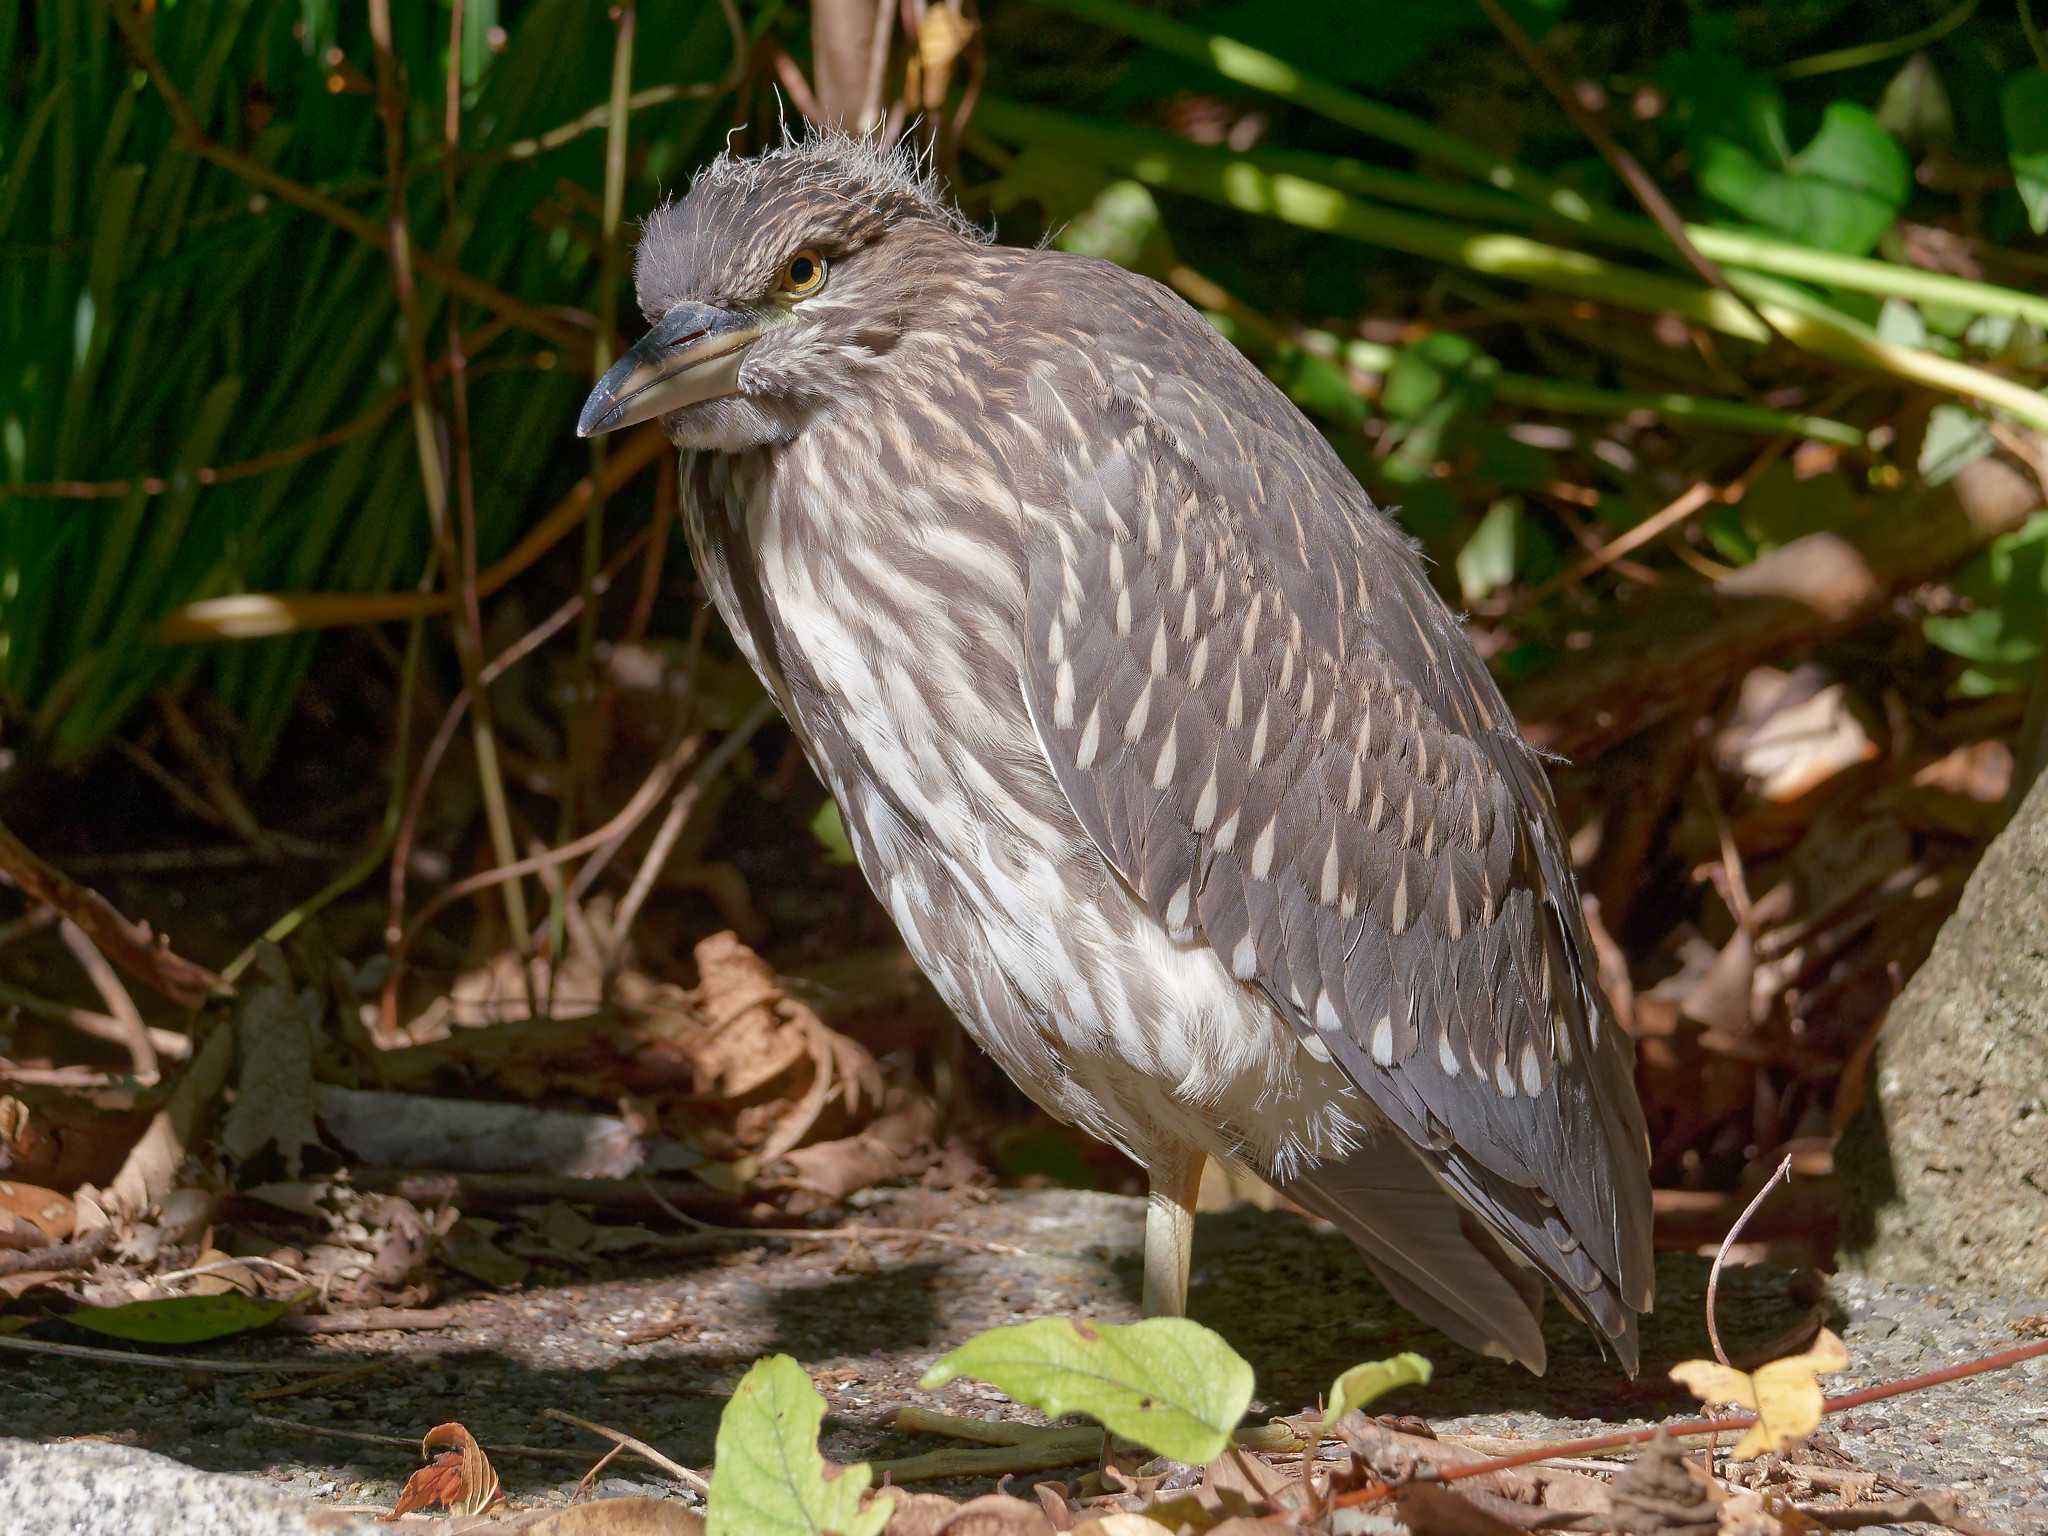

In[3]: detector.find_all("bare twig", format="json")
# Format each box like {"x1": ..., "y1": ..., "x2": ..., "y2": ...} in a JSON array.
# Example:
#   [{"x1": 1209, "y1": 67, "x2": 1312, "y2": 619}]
[
  {"x1": 104, "y1": 0, "x2": 584, "y2": 351},
  {"x1": 1333, "y1": 1337, "x2": 2048, "y2": 1511},
  {"x1": 608, "y1": 699, "x2": 778, "y2": 962},
  {"x1": 0, "y1": 1226, "x2": 113, "y2": 1277},
  {"x1": 56, "y1": 920, "x2": 159, "y2": 1084},
  {"x1": 0, "y1": 816, "x2": 224, "y2": 1008},
  {"x1": 542, "y1": 1409, "x2": 710, "y2": 1494},
  {"x1": 0, "y1": 1335, "x2": 338, "y2": 1372},
  {"x1": 156, "y1": 424, "x2": 669, "y2": 643},
  {"x1": 248, "y1": 1414, "x2": 591, "y2": 1462},
  {"x1": 1797, "y1": 1494, "x2": 2000, "y2": 1535},
  {"x1": 1705, "y1": 1155, "x2": 1793, "y2": 1368},
  {"x1": 638, "y1": 1178, "x2": 1030, "y2": 1258},
  {"x1": 1476, "y1": 0, "x2": 1787, "y2": 348},
  {"x1": 274, "y1": 1306, "x2": 461, "y2": 1335},
  {"x1": 366, "y1": 0, "x2": 533, "y2": 990},
  {"x1": 0, "y1": 979, "x2": 192, "y2": 1063}
]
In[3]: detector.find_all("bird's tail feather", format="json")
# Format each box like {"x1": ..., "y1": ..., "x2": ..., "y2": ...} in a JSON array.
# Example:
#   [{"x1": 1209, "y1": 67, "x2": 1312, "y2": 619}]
[{"x1": 1278, "y1": 1143, "x2": 1551, "y2": 1374}]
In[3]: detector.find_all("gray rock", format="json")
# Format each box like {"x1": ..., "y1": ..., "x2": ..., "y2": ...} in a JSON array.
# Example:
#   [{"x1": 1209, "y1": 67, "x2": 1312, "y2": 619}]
[{"x1": 0, "y1": 1438, "x2": 376, "y2": 1535}]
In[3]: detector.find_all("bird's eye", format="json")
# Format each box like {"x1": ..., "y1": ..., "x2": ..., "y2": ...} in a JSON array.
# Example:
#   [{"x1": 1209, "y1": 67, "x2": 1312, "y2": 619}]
[{"x1": 780, "y1": 249, "x2": 827, "y2": 298}]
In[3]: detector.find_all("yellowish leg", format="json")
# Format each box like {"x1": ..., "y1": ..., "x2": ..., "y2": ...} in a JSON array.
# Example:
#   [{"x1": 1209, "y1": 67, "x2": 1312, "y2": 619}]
[{"x1": 1141, "y1": 1138, "x2": 1207, "y2": 1317}]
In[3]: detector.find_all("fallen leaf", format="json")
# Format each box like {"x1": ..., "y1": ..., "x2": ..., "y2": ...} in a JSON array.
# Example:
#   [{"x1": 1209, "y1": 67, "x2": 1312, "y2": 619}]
[
  {"x1": 221, "y1": 946, "x2": 322, "y2": 1177},
  {"x1": 1669, "y1": 1328, "x2": 1850, "y2": 1461},
  {"x1": 0, "y1": 1180, "x2": 74, "y2": 1248},
  {"x1": 880, "y1": 1491, "x2": 1051, "y2": 1535},
  {"x1": 1320, "y1": 1353, "x2": 1432, "y2": 1428},
  {"x1": 506, "y1": 1499, "x2": 706, "y2": 1534},
  {"x1": 393, "y1": 1423, "x2": 502, "y2": 1518},
  {"x1": 441, "y1": 1217, "x2": 533, "y2": 1289},
  {"x1": 706, "y1": 1354, "x2": 892, "y2": 1536},
  {"x1": 62, "y1": 1288, "x2": 309, "y2": 1344},
  {"x1": 921, "y1": 1318, "x2": 1253, "y2": 1467},
  {"x1": 1067, "y1": 1517, "x2": 1173, "y2": 1536}
]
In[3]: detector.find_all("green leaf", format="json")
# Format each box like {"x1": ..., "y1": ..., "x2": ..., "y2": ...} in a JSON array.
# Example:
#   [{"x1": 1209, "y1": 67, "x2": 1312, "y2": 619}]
[
  {"x1": 1697, "y1": 101, "x2": 1908, "y2": 255},
  {"x1": 1321, "y1": 1353, "x2": 1433, "y2": 1428},
  {"x1": 1918, "y1": 404, "x2": 1995, "y2": 487},
  {"x1": 1057, "y1": 179, "x2": 1167, "y2": 270},
  {"x1": 707, "y1": 1356, "x2": 891, "y2": 1536},
  {"x1": 1876, "y1": 52, "x2": 1953, "y2": 150},
  {"x1": 920, "y1": 1317, "x2": 1253, "y2": 1465},
  {"x1": 64, "y1": 1290, "x2": 309, "y2": 1345},
  {"x1": 1457, "y1": 498, "x2": 1521, "y2": 605},
  {"x1": 2003, "y1": 70, "x2": 2048, "y2": 235},
  {"x1": 808, "y1": 801, "x2": 856, "y2": 868}
]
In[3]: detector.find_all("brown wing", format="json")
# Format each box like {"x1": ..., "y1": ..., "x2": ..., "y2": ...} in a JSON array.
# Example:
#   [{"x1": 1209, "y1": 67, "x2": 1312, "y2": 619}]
[{"x1": 1013, "y1": 261, "x2": 1653, "y2": 1365}]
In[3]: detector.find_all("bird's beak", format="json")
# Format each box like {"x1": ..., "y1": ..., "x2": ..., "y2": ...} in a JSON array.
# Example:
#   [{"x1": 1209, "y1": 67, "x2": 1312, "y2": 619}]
[{"x1": 576, "y1": 301, "x2": 765, "y2": 437}]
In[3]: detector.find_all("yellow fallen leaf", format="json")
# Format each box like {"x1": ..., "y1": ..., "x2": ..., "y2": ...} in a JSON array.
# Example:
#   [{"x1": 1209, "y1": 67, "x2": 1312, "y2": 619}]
[{"x1": 1669, "y1": 1328, "x2": 1849, "y2": 1461}]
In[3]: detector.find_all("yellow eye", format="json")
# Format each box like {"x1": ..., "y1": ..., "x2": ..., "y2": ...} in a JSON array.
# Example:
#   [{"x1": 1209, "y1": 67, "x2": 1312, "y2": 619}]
[{"x1": 780, "y1": 249, "x2": 827, "y2": 297}]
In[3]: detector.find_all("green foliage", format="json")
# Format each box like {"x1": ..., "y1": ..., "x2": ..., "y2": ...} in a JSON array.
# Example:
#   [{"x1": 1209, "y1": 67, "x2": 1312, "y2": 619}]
[
  {"x1": 707, "y1": 1355, "x2": 893, "y2": 1536},
  {"x1": 1924, "y1": 511, "x2": 2048, "y2": 696},
  {"x1": 808, "y1": 800, "x2": 856, "y2": 867},
  {"x1": 0, "y1": 0, "x2": 744, "y2": 769},
  {"x1": 2003, "y1": 70, "x2": 2048, "y2": 236},
  {"x1": 919, "y1": 1316, "x2": 1254, "y2": 1465},
  {"x1": 63, "y1": 1289, "x2": 309, "y2": 1344},
  {"x1": 1320, "y1": 1352, "x2": 1433, "y2": 1428},
  {"x1": 1687, "y1": 85, "x2": 1908, "y2": 257}
]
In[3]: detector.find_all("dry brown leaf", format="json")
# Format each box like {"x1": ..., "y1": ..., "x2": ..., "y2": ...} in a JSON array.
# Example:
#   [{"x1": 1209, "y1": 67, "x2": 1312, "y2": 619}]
[
  {"x1": 1068, "y1": 1517, "x2": 1174, "y2": 1536},
  {"x1": 883, "y1": 1491, "x2": 1052, "y2": 1535},
  {"x1": 1390, "y1": 1483, "x2": 1528, "y2": 1534},
  {"x1": 391, "y1": 1423, "x2": 502, "y2": 1519},
  {"x1": 81, "y1": 1021, "x2": 234, "y2": 1228},
  {"x1": 179, "y1": 1245, "x2": 259, "y2": 1297},
  {"x1": 0, "y1": 1179, "x2": 74, "y2": 1248},
  {"x1": 1670, "y1": 1329, "x2": 1849, "y2": 1462},
  {"x1": 472, "y1": 1497, "x2": 707, "y2": 1534},
  {"x1": 1717, "y1": 672, "x2": 1876, "y2": 805}
]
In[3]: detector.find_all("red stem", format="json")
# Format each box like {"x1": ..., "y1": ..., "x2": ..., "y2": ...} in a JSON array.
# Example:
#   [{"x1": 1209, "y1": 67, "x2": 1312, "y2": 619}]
[{"x1": 1331, "y1": 1336, "x2": 2048, "y2": 1509}]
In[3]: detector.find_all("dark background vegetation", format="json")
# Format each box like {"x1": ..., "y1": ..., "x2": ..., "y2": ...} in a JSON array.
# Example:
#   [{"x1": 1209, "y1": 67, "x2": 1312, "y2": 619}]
[{"x1": 2, "y1": 0, "x2": 2046, "y2": 1288}]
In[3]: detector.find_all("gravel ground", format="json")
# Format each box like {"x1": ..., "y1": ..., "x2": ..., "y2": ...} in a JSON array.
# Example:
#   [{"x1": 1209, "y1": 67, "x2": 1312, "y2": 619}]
[{"x1": 6, "y1": 1189, "x2": 2043, "y2": 1530}]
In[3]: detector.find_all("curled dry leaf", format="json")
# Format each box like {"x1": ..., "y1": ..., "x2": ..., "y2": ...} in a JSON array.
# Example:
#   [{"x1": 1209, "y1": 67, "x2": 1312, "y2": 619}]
[
  {"x1": 650, "y1": 932, "x2": 887, "y2": 1164},
  {"x1": 392, "y1": 1423, "x2": 502, "y2": 1519},
  {"x1": 879, "y1": 1491, "x2": 1053, "y2": 1536},
  {"x1": 0, "y1": 1179, "x2": 74, "y2": 1249},
  {"x1": 1669, "y1": 1328, "x2": 1850, "y2": 1462}
]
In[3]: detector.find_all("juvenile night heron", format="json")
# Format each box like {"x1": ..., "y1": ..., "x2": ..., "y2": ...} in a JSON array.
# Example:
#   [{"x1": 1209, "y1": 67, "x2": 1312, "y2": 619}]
[{"x1": 579, "y1": 134, "x2": 1654, "y2": 1373}]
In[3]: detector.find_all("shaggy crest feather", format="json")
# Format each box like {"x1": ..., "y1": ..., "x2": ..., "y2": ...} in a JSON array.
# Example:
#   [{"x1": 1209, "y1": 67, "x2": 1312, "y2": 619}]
[{"x1": 689, "y1": 126, "x2": 991, "y2": 244}]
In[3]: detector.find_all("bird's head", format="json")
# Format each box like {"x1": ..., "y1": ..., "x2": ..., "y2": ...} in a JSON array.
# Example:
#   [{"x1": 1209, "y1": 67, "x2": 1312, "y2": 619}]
[{"x1": 577, "y1": 131, "x2": 987, "y2": 451}]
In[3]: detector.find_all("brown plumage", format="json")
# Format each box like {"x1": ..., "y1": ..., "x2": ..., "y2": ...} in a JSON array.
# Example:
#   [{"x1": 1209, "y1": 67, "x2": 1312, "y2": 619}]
[{"x1": 579, "y1": 132, "x2": 1654, "y2": 1373}]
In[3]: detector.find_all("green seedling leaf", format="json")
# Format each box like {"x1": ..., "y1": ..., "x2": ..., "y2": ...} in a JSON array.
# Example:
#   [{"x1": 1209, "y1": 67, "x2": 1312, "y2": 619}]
[
  {"x1": 1695, "y1": 94, "x2": 1908, "y2": 255},
  {"x1": 1918, "y1": 404, "x2": 1995, "y2": 487},
  {"x1": 1457, "y1": 498, "x2": 1522, "y2": 605},
  {"x1": 920, "y1": 1317, "x2": 1253, "y2": 1465},
  {"x1": 808, "y1": 801, "x2": 856, "y2": 867},
  {"x1": 707, "y1": 1355, "x2": 891, "y2": 1536},
  {"x1": 64, "y1": 1288, "x2": 310, "y2": 1345},
  {"x1": 2004, "y1": 70, "x2": 2048, "y2": 235},
  {"x1": 1320, "y1": 1352, "x2": 1433, "y2": 1428}
]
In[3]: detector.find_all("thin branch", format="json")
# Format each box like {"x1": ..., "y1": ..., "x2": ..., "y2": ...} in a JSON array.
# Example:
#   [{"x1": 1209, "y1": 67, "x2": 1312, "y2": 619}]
[
  {"x1": 1475, "y1": 0, "x2": 1788, "y2": 348},
  {"x1": 608, "y1": 699, "x2": 777, "y2": 961},
  {"x1": 1333, "y1": 1336, "x2": 2048, "y2": 1511},
  {"x1": 56, "y1": 920, "x2": 160, "y2": 1084},
  {"x1": 365, "y1": 0, "x2": 532, "y2": 984},
  {"x1": 103, "y1": 0, "x2": 586, "y2": 352},
  {"x1": 1705, "y1": 1155, "x2": 1793, "y2": 1368},
  {"x1": 541, "y1": 1409, "x2": 710, "y2": 1495},
  {"x1": 0, "y1": 816, "x2": 224, "y2": 1008},
  {"x1": 1779, "y1": 0, "x2": 1980, "y2": 78},
  {"x1": 155, "y1": 424, "x2": 669, "y2": 644}
]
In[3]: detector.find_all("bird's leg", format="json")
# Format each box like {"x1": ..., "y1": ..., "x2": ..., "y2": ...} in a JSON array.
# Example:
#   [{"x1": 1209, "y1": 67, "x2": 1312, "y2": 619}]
[{"x1": 1141, "y1": 1137, "x2": 1207, "y2": 1317}]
